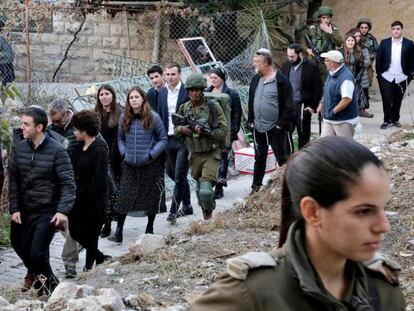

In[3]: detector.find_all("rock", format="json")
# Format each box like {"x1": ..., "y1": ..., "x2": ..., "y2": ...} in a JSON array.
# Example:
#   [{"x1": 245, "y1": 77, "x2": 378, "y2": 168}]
[
  {"x1": 0, "y1": 296, "x2": 11, "y2": 307},
  {"x1": 95, "y1": 288, "x2": 125, "y2": 311},
  {"x1": 133, "y1": 234, "x2": 165, "y2": 254},
  {"x1": 123, "y1": 294, "x2": 139, "y2": 309},
  {"x1": 15, "y1": 299, "x2": 44, "y2": 310},
  {"x1": 67, "y1": 297, "x2": 105, "y2": 311},
  {"x1": 46, "y1": 282, "x2": 96, "y2": 310}
]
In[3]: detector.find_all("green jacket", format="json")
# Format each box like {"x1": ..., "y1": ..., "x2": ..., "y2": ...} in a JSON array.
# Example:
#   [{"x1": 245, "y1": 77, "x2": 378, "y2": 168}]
[
  {"x1": 305, "y1": 23, "x2": 342, "y2": 54},
  {"x1": 175, "y1": 97, "x2": 228, "y2": 153},
  {"x1": 189, "y1": 221, "x2": 405, "y2": 311}
]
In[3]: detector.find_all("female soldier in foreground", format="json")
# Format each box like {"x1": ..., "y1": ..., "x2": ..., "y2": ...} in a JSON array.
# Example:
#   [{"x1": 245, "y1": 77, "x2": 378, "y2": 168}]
[{"x1": 190, "y1": 137, "x2": 405, "y2": 310}]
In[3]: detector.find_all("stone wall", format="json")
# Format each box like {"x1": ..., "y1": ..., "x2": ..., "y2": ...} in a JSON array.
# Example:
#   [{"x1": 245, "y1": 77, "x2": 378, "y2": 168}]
[
  {"x1": 8, "y1": 10, "x2": 156, "y2": 83},
  {"x1": 323, "y1": 0, "x2": 414, "y2": 43}
]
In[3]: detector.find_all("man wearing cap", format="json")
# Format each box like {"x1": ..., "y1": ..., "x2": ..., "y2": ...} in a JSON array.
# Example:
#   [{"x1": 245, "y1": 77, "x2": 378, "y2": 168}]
[
  {"x1": 282, "y1": 43, "x2": 322, "y2": 149},
  {"x1": 317, "y1": 50, "x2": 358, "y2": 138},
  {"x1": 9, "y1": 107, "x2": 75, "y2": 294},
  {"x1": 248, "y1": 48, "x2": 295, "y2": 193},
  {"x1": 206, "y1": 68, "x2": 242, "y2": 199},
  {"x1": 376, "y1": 20, "x2": 414, "y2": 129}
]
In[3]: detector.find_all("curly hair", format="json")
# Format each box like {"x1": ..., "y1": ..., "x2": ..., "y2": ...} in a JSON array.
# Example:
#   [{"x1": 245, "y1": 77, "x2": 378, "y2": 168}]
[
  {"x1": 72, "y1": 110, "x2": 101, "y2": 137},
  {"x1": 123, "y1": 86, "x2": 153, "y2": 132},
  {"x1": 95, "y1": 84, "x2": 120, "y2": 128}
]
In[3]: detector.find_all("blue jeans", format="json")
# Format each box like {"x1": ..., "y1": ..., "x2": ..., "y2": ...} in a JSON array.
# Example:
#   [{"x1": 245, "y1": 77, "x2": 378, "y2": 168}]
[{"x1": 165, "y1": 136, "x2": 191, "y2": 214}]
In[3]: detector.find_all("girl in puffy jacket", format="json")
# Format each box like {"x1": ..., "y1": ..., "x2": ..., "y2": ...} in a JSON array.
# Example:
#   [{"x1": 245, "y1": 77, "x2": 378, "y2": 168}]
[{"x1": 109, "y1": 86, "x2": 167, "y2": 243}]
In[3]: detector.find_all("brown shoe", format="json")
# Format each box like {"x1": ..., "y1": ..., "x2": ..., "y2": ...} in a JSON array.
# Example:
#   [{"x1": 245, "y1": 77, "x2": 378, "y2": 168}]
[
  {"x1": 359, "y1": 110, "x2": 374, "y2": 118},
  {"x1": 21, "y1": 273, "x2": 34, "y2": 292},
  {"x1": 202, "y1": 209, "x2": 212, "y2": 220}
]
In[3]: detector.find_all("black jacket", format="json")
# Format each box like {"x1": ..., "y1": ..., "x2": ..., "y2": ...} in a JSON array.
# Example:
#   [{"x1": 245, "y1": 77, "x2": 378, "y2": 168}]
[
  {"x1": 248, "y1": 71, "x2": 296, "y2": 131},
  {"x1": 155, "y1": 83, "x2": 190, "y2": 132},
  {"x1": 206, "y1": 83, "x2": 242, "y2": 141},
  {"x1": 376, "y1": 37, "x2": 414, "y2": 80},
  {"x1": 9, "y1": 132, "x2": 76, "y2": 216},
  {"x1": 281, "y1": 58, "x2": 322, "y2": 111}
]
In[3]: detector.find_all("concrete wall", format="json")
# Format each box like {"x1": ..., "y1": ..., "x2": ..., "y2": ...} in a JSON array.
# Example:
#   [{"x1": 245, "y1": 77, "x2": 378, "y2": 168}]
[
  {"x1": 323, "y1": 0, "x2": 414, "y2": 43},
  {"x1": 9, "y1": 10, "x2": 155, "y2": 83}
]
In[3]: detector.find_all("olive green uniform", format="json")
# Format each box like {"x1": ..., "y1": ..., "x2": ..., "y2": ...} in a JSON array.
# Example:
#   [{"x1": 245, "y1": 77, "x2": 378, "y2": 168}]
[
  {"x1": 175, "y1": 97, "x2": 228, "y2": 212},
  {"x1": 189, "y1": 220, "x2": 406, "y2": 311}
]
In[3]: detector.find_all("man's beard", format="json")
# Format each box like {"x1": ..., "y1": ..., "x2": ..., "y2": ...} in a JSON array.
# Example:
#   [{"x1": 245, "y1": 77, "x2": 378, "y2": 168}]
[{"x1": 290, "y1": 57, "x2": 302, "y2": 66}]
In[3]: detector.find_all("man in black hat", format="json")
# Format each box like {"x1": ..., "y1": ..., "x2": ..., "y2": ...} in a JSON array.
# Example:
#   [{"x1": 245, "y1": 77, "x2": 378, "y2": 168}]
[
  {"x1": 206, "y1": 68, "x2": 242, "y2": 199},
  {"x1": 9, "y1": 107, "x2": 75, "y2": 294}
]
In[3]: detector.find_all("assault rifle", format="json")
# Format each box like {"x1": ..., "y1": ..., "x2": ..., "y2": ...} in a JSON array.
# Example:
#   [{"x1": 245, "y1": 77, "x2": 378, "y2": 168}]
[
  {"x1": 171, "y1": 113, "x2": 212, "y2": 135},
  {"x1": 304, "y1": 33, "x2": 322, "y2": 64}
]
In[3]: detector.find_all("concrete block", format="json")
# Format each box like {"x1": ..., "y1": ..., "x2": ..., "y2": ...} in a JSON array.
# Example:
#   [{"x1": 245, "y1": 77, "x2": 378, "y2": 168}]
[
  {"x1": 66, "y1": 22, "x2": 82, "y2": 34},
  {"x1": 119, "y1": 37, "x2": 129, "y2": 49},
  {"x1": 110, "y1": 23, "x2": 124, "y2": 36},
  {"x1": 88, "y1": 36, "x2": 102, "y2": 47},
  {"x1": 70, "y1": 60, "x2": 94, "y2": 74},
  {"x1": 41, "y1": 33, "x2": 59, "y2": 44},
  {"x1": 60, "y1": 35, "x2": 74, "y2": 45},
  {"x1": 71, "y1": 47, "x2": 90, "y2": 58},
  {"x1": 93, "y1": 48, "x2": 108, "y2": 60},
  {"x1": 43, "y1": 45, "x2": 62, "y2": 57},
  {"x1": 81, "y1": 22, "x2": 94, "y2": 35},
  {"x1": 102, "y1": 37, "x2": 120, "y2": 49},
  {"x1": 94, "y1": 23, "x2": 110, "y2": 36}
]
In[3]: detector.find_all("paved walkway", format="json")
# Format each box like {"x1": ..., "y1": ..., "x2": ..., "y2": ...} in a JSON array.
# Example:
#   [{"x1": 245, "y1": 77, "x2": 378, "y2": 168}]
[{"x1": 1, "y1": 89, "x2": 414, "y2": 286}]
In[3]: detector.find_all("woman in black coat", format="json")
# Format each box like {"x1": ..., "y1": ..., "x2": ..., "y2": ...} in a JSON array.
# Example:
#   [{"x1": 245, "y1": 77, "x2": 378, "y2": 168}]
[
  {"x1": 206, "y1": 68, "x2": 242, "y2": 199},
  {"x1": 94, "y1": 84, "x2": 122, "y2": 237},
  {"x1": 69, "y1": 110, "x2": 111, "y2": 271}
]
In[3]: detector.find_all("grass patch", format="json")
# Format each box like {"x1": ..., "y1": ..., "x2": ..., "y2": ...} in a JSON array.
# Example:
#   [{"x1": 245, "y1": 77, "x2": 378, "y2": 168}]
[{"x1": 0, "y1": 212, "x2": 11, "y2": 247}]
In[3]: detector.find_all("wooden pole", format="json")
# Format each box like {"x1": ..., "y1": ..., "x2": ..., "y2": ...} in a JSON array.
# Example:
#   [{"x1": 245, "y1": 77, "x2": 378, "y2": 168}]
[{"x1": 24, "y1": 0, "x2": 32, "y2": 99}]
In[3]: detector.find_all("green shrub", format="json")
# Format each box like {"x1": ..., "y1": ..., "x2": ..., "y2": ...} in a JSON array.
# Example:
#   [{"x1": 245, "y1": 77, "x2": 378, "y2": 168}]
[{"x1": 0, "y1": 212, "x2": 10, "y2": 247}]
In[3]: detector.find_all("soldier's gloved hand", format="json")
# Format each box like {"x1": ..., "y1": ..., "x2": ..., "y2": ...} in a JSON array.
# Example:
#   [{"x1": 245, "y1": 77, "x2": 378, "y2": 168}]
[{"x1": 181, "y1": 126, "x2": 193, "y2": 136}]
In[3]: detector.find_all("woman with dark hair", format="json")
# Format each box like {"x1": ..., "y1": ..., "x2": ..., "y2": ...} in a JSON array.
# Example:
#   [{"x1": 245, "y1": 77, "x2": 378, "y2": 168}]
[
  {"x1": 339, "y1": 33, "x2": 372, "y2": 119},
  {"x1": 348, "y1": 28, "x2": 374, "y2": 118},
  {"x1": 109, "y1": 86, "x2": 167, "y2": 243},
  {"x1": 94, "y1": 84, "x2": 122, "y2": 238},
  {"x1": 206, "y1": 67, "x2": 242, "y2": 200},
  {"x1": 190, "y1": 137, "x2": 405, "y2": 310},
  {"x1": 69, "y1": 110, "x2": 111, "y2": 271}
]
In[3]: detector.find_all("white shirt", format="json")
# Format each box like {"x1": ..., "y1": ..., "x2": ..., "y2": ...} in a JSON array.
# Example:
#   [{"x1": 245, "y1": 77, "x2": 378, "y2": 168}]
[
  {"x1": 325, "y1": 64, "x2": 359, "y2": 126},
  {"x1": 167, "y1": 81, "x2": 182, "y2": 136},
  {"x1": 382, "y1": 37, "x2": 408, "y2": 83}
]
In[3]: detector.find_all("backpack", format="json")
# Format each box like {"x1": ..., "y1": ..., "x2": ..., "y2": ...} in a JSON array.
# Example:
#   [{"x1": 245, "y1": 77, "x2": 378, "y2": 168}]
[{"x1": 204, "y1": 92, "x2": 231, "y2": 148}]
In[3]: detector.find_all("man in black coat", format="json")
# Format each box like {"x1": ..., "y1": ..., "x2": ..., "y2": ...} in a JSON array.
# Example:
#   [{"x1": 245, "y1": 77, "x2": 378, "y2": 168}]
[
  {"x1": 154, "y1": 63, "x2": 193, "y2": 223},
  {"x1": 376, "y1": 20, "x2": 414, "y2": 129},
  {"x1": 9, "y1": 107, "x2": 76, "y2": 294},
  {"x1": 282, "y1": 43, "x2": 322, "y2": 149},
  {"x1": 147, "y1": 64, "x2": 166, "y2": 111},
  {"x1": 248, "y1": 48, "x2": 296, "y2": 193}
]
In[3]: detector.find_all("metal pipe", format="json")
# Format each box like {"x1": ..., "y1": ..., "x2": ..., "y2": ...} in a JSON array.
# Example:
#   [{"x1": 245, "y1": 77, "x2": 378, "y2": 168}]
[
  {"x1": 123, "y1": 9, "x2": 131, "y2": 57},
  {"x1": 152, "y1": 13, "x2": 161, "y2": 63}
]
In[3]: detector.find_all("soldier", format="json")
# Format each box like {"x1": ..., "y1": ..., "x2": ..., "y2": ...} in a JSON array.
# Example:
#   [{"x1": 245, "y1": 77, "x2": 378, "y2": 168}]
[
  {"x1": 174, "y1": 73, "x2": 228, "y2": 220},
  {"x1": 357, "y1": 17, "x2": 378, "y2": 88},
  {"x1": 302, "y1": 6, "x2": 342, "y2": 80},
  {"x1": 189, "y1": 137, "x2": 406, "y2": 310}
]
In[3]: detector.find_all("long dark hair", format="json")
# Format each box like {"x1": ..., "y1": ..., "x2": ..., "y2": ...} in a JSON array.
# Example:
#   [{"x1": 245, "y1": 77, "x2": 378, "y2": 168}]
[
  {"x1": 278, "y1": 137, "x2": 384, "y2": 247},
  {"x1": 95, "y1": 84, "x2": 120, "y2": 128},
  {"x1": 123, "y1": 86, "x2": 153, "y2": 132},
  {"x1": 343, "y1": 33, "x2": 364, "y2": 75}
]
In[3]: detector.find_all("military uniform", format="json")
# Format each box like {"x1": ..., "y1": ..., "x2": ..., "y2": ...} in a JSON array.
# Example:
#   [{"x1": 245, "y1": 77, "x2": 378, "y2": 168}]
[
  {"x1": 358, "y1": 17, "x2": 379, "y2": 86},
  {"x1": 174, "y1": 74, "x2": 228, "y2": 217},
  {"x1": 301, "y1": 6, "x2": 342, "y2": 81},
  {"x1": 189, "y1": 220, "x2": 406, "y2": 311}
]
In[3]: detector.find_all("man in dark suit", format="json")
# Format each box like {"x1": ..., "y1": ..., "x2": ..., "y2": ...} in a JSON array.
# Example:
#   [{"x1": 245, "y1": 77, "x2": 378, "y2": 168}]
[
  {"x1": 156, "y1": 63, "x2": 192, "y2": 223},
  {"x1": 376, "y1": 20, "x2": 414, "y2": 129},
  {"x1": 282, "y1": 43, "x2": 322, "y2": 149},
  {"x1": 147, "y1": 65, "x2": 166, "y2": 111}
]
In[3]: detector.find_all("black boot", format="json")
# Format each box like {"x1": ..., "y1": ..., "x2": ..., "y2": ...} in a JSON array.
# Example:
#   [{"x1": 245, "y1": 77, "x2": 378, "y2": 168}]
[
  {"x1": 95, "y1": 250, "x2": 112, "y2": 265},
  {"x1": 100, "y1": 221, "x2": 111, "y2": 238},
  {"x1": 214, "y1": 184, "x2": 224, "y2": 199},
  {"x1": 108, "y1": 227, "x2": 123, "y2": 243}
]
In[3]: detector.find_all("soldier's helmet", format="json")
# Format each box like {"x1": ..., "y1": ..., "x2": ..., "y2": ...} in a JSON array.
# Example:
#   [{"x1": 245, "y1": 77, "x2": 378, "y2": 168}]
[
  {"x1": 357, "y1": 17, "x2": 372, "y2": 30},
  {"x1": 317, "y1": 6, "x2": 333, "y2": 17},
  {"x1": 185, "y1": 73, "x2": 207, "y2": 89}
]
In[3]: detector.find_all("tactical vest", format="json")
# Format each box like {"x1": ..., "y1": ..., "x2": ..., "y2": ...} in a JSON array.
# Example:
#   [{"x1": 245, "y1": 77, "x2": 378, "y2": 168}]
[
  {"x1": 181, "y1": 99, "x2": 224, "y2": 153},
  {"x1": 309, "y1": 24, "x2": 339, "y2": 53}
]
